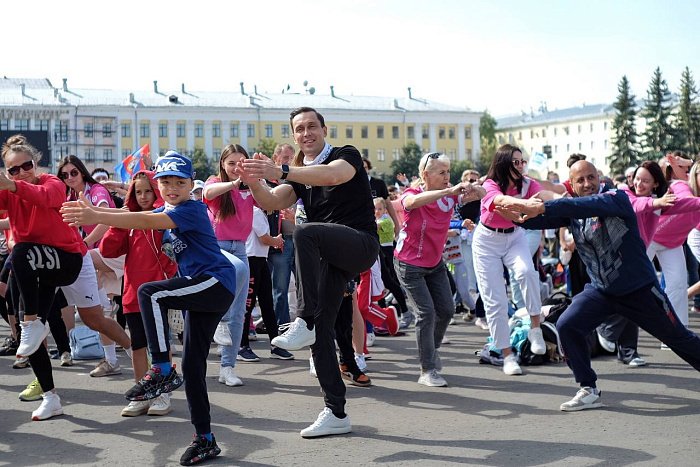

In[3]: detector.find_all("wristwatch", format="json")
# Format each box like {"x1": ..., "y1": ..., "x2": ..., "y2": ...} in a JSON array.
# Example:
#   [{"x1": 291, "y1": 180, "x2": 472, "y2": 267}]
[{"x1": 280, "y1": 164, "x2": 290, "y2": 180}]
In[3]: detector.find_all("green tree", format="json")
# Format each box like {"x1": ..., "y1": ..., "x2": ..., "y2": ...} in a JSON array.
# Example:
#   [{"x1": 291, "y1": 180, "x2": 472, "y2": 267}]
[
  {"x1": 450, "y1": 159, "x2": 473, "y2": 185},
  {"x1": 676, "y1": 66, "x2": 700, "y2": 155},
  {"x1": 641, "y1": 67, "x2": 676, "y2": 159},
  {"x1": 390, "y1": 142, "x2": 423, "y2": 180},
  {"x1": 191, "y1": 147, "x2": 215, "y2": 180},
  {"x1": 478, "y1": 110, "x2": 498, "y2": 174},
  {"x1": 609, "y1": 75, "x2": 640, "y2": 175},
  {"x1": 255, "y1": 138, "x2": 278, "y2": 157}
]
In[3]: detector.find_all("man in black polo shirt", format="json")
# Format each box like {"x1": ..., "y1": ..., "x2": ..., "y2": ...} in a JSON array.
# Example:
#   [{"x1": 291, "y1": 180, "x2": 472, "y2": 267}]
[{"x1": 238, "y1": 106, "x2": 379, "y2": 439}]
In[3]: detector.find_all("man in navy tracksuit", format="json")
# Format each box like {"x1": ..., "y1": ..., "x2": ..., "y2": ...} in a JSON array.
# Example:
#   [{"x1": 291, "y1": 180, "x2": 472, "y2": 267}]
[{"x1": 506, "y1": 160, "x2": 700, "y2": 411}]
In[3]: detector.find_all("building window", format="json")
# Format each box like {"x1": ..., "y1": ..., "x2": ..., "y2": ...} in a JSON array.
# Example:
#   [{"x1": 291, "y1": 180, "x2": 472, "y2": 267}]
[
  {"x1": 39, "y1": 119, "x2": 50, "y2": 131},
  {"x1": 555, "y1": 145, "x2": 558, "y2": 153},
  {"x1": 265, "y1": 124, "x2": 273, "y2": 138},
  {"x1": 590, "y1": 141, "x2": 594, "y2": 149},
  {"x1": 16, "y1": 119, "x2": 30, "y2": 131},
  {"x1": 448, "y1": 127, "x2": 455, "y2": 139},
  {"x1": 84, "y1": 148, "x2": 95, "y2": 162},
  {"x1": 554, "y1": 128, "x2": 558, "y2": 136},
  {"x1": 530, "y1": 130, "x2": 534, "y2": 139},
  {"x1": 518, "y1": 131, "x2": 522, "y2": 140},
  {"x1": 464, "y1": 127, "x2": 471, "y2": 139},
  {"x1": 159, "y1": 123, "x2": 168, "y2": 138},
  {"x1": 392, "y1": 126, "x2": 399, "y2": 139},
  {"x1": 84, "y1": 123, "x2": 94, "y2": 138},
  {"x1": 361, "y1": 149, "x2": 369, "y2": 158},
  {"x1": 103, "y1": 123, "x2": 112, "y2": 138},
  {"x1": 231, "y1": 124, "x2": 239, "y2": 138},
  {"x1": 407, "y1": 126, "x2": 415, "y2": 139},
  {"x1": 176, "y1": 123, "x2": 186, "y2": 138},
  {"x1": 578, "y1": 142, "x2": 582, "y2": 150},
  {"x1": 213, "y1": 148, "x2": 221, "y2": 156},
  {"x1": 439, "y1": 127, "x2": 446, "y2": 139},
  {"x1": 577, "y1": 124, "x2": 582, "y2": 134},
  {"x1": 213, "y1": 123, "x2": 221, "y2": 138},
  {"x1": 122, "y1": 123, "x2": 131, "y2": 138},
  {"x1": 392, "y1": 148, "x2": 400, "y2": 160},
  {"x1": 465, "y1": 148, "x2": 472, "y2": 159},
  {"x1": 329, "y1": 126, "x2": 337, "y2": 139},
  {"x1": 604, "y1": 122, "x2": 608, "y2": 131},
  {"x1": 58, "y1": 121, "x2": 69, "y2": 141},
  {"x1": 361, "y1": 126, "x2": 368, "y2": 139},
  {"x1": 590, "y1": 123, "x2": 594, "y2": 132},
  {"x1": 122, "y1": 149, "x2": 131, "y2": 158},
  {"x1": 564, "y1": 126, "x2": 570, "y2": 135},
  {"x1": 140, "y1": 123, "x2": 149, "y2": 138},
  {"x1": 448, "y1": 149, "x2": 456, "y2": 160},
  {"x1": 422, "y1": 126, "x2": 429, "y2": 139},
  {"x1": 346, "y1": 126, "x2": 353, "y2": 138},
  {"x1": 542, "y1": 129, "x2": 547, "y2": 138},
  {"x1": 195, "y1": 123, "x2": 203, "y2": 138},
  {"x1": 281, "y1": 125, "x2": 290, "y2": 138},
  {"x1": 377, "y1": 149, "x2": 385, "y2": 161},
  {"x1": 103, "y1": 149, "x2": 114, "y2": 162},
  {"x1": 604, "y1": 139, "x2": 608, "y2": 149},
  {"x1": 377, "y1": 126, "x2": 384, "y2": 139},
  {"x1": 247, "y1": 124, "x2": 255, "y2": 138},
  {"x1": 0, "y1": 119, "x2": 9, "y2": 131},
  {"x1": 566, "y1": 143, "x2": 570, "y2": 152},
  {"x1": 178, "y1": 148, "x2": 186, "y2": 155}
]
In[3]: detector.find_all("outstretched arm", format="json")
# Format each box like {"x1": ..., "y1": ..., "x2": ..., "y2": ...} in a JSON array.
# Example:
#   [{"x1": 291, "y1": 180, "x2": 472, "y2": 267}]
[{"x1": 62, "y1": 193, "x2": 176, "y2": 230}]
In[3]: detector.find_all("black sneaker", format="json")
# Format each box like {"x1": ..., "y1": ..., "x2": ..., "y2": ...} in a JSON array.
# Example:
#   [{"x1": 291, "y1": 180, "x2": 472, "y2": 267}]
[
  {"x1": 270, "y1": 346, "x2": 295, "y2": 360},
  {"x1": 236, "y1": 346, "x2": 260, "y2": 362},
  {"x1": 125, "y1": 365, "x2": 183, "y2": 401},
  {"x1": 0, "y1": 336, "x2": 18, "y2": 356},
  {"x1": 180, "y1": 434, "x2": 221, "y2": 466}
]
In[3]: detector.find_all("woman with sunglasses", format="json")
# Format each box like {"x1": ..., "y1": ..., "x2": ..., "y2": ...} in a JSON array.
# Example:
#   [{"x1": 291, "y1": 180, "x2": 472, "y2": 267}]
[
  {"x1": 394, "y1": 152, "x2": 484, "y2": 387},
  {"x1": 472, "y1": 144, "x2": 549, "y2": 376},
  {"x1": 0, "y1": 135, "x2": 130, "y2": 420},
  {"x1": 57, "y1": 155, "x2": 126, "y2": 377}
]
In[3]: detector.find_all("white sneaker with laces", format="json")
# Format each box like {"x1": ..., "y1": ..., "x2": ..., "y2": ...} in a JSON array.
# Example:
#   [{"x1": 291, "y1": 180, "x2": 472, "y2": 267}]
[
  {"x1": 597, "y1": 331, "x2": 616, "y2": 353},
  {"x1": 16, "y1": 320, "x2": 50, "y2": 357},
  {"x1": 218, "y1": 366, "x2": 243, "y2": 387},
  {"x1": 354, "y1": 353, "x2": 367, "y2": 372},
  {"x1": 147, "y1": 393, "x2": 172, "y2": 416},
  {"x1": 366, "y1": 332, "x2": 376, "y2": 347},
  {"x1": 300, "y1": 407, "x2": 351, "y2": 438},
  {"x1": 628, "y1": 357, "x2": 647, "y2": 367},
  {"x1": 441, "y1": 335, "x2": 452, "y2": 345},
  {"x1": 528, "y1": 327, "x2": 546, "y2": 355},
  {"x1": 121, "y1": 400, "x2": 150, "y2": 417},
  {"x1": 417, "y1": 369, "x2": 448, "y2": 387},
  {"x1": 32, "y1": 392, "x2": 63, "y2": 421},
  {"x1": 213, "y1": 322, "x2": 233, "y2": 346},
  {"x1": 560, "y1": 387, "x2": 602, "y2": 412},
  {"x1": 503, "y1": 354, "x2": 522, "y2": 375},
  {"x1": 271, "y1": 317, "x2": 315, "y2": 350},
  {"x1": 474, "y1": 317, "x2": 490, "y2": 330},
  {"x1": 60, "y1": 351, "x2": 73, "y2": 367}
]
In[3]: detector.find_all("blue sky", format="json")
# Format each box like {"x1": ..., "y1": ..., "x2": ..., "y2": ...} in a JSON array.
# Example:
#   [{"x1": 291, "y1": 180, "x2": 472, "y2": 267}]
[{"x1": 4, "y1": 0, "x2": 699, "y2": 116}]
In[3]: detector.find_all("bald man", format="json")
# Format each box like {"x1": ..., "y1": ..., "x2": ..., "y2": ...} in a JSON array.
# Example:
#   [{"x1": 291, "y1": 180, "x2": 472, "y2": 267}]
[{"x1": 503, "y1": 161, "x2": 700, "y2": 412}]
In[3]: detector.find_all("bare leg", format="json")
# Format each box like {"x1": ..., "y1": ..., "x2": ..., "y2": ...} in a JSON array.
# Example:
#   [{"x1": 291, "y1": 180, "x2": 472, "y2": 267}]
[
  {"x1": 351, "y1": 291, "x2": 365, "y2": 354},
  {"x1": 77, "y1": 305, "x2": 131, "y2": 349}
]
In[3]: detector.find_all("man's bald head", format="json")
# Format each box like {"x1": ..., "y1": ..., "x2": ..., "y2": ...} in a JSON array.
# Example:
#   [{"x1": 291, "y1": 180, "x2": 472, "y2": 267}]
[{"x1": 569, "y1": 160, "x2": 600, "y2": 197}]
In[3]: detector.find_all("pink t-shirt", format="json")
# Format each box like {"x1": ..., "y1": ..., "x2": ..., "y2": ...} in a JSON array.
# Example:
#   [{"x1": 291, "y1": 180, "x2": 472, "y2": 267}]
[
  {"x1": 394, "y1": 186, "x2": 457, "y2": 268},
  {"x1": 652, "y1": 180, "x2": 700, "y2": 248},
  {"x1": 479, "y1": 177, "x2": 541, "y2": 229},
  {"x1": 74, "y1": 182, "x2": 115, "y2": 239},
  {"x1": 203, "y1": 178, "x2": 255, "y2": 241}
]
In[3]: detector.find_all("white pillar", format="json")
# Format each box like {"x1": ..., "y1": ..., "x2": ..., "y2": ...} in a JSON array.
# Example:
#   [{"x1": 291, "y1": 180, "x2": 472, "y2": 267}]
[
  {"x1": 150, "y1": 121, "x2": 159, "y2": 157},
  {"x1": 204, "y1": 120, "x2": 213, "y2": 158},
  {"x1": 168, "y1": 120, "x2": 177, "y2": 153},
  {"x1": 472, "y1": 124, "x2": 481, "y2": 162},
  {"x1": 428, "y1": 123, "x2": 437, "y2": 152},
  {"x1": 457, "y1": 123, "x2": 465, "y2": 161},
  {"x1": 186, "y1": 119, "x2": 194, "y2": 156},
  {"x1": 240, "y1": 119, "x2": 248, "y2": 148}
]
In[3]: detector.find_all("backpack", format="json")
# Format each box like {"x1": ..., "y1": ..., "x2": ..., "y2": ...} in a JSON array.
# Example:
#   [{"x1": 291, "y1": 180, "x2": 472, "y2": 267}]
[
  {"x1": 69, "y1": 326, "x2": 104, "y2": 360},
  {"x1": 543, "y1": 292, "x2": 572, "y2": 324}
]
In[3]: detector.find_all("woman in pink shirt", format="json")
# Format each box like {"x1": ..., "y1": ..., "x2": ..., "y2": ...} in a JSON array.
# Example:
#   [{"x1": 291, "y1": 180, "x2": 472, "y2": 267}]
[
  {"x1": 394, "y1": 152, "x2": 483, "y2": 387},
  {"x1": 472, "y1": 144, "x2": 548, "y2": 376}
]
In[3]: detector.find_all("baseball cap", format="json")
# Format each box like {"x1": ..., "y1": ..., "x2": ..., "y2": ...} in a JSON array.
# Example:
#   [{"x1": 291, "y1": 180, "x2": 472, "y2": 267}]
[
  {"x1": 191, "y1": 180, "x2": 205, "y2": 193},
  {"x1": 154, "y1": 151, "x2": 193, "y2": 179}
]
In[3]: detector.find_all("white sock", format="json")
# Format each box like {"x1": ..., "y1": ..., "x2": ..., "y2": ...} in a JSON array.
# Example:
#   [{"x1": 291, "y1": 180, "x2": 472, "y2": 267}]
[{"x1": 103, "y1": 344, "x2": 117, "y2": 366}]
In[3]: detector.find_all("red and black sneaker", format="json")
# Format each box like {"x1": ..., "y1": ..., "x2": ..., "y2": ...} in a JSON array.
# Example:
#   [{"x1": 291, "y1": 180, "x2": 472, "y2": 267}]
[
  {"x1": 180, "y1": 434, "x2": 221, "y2": 466},
  {"x1": 125, "y1": 365, "x2": 183, "y2": 401}
]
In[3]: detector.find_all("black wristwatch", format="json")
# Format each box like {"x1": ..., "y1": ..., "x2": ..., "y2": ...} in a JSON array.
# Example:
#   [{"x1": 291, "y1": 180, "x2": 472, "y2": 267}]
[{"x1": 280, "y1": 164, "x2": 290, "y2": 180}]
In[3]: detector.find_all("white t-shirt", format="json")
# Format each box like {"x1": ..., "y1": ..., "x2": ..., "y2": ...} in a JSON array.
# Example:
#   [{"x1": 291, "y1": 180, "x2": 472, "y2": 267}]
[{"x1": 246, "y1": 207, "x2": 271, "y2": 258}]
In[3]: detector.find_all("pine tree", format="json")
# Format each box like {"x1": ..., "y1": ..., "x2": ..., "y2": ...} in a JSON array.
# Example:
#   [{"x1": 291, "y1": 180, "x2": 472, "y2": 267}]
[
  {"x1": 641, "y1": 67, "x2": 675, "y2": 159},
  {"x1": 609, "y1": 75, "x2": 640, "y2": 175},
  {"x1": 676, "y1": 66, "x2": 700, "y2": 155}
]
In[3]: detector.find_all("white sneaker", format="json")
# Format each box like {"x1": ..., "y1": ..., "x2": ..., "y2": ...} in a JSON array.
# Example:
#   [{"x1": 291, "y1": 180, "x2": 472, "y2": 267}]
[
  {"x1": 441, "y1": 335, "x2": 452, "y2": 345},
  {"x1": 503, "y1": 354, "x2": 522, "y2": 375},
  {"x1": 474, "y1": 317, "x2": 490, "y2": 330},
  {"x1": 121, "y1": 400, "x2": 150, "y2": 417},
  {"x1": 660, "y1": 343, "x2": 670, "y2": 350},
  {"x1": 309, "y1": 356, "x2": 317, "y2": 378},
  {"x1": 218, "y1": 366, "x2": 243, "y2": 387},
  {"x1": 147, "y1": 393, "x2": 172, "y2": 416},
  {"x1": 354, "y1": 353, "x2": 367, "y2": 372},
  {"x1": 628, "y1": 357, "x2": 647, "y2": 367},
  {"x1": 213, "y1": 322, "x2": 232, "y2": 346},
  {"x1": 271, "y1": 317, "x2": 315, "y2": 350},
  {"x1": 366, "y1": 332, "x2": 376, "y2": 348},
  {"x1": 528, "y1": 327, "x2": 546, "y2": 355},
  {"x1": 31, "y1": 392, "x2": 63, "y2": 421},
  {"x1": 597, "y1": 331, "x2": 616, "y2": 353},
  {"x1": 16, "y1": 320, "x2": 50, "y2": 357},
  {"x1": 300, "y1": 407, "x2": 351, "y2": 438},
  {"x1": 60, "y1": 351, "x2": 73, "y2": 367},
  {"x1": 560, "y1": 387, "x2": 602, "y2": 412},
  {"x1": 417, "y1": 369, "x2": 448, "y2": 387}
]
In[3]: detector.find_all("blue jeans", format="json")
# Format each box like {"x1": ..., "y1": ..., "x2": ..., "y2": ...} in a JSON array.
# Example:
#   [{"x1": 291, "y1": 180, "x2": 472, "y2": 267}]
[
  {"x1": 218, "y1": 240, "x2": 249, "y2": 368},
  {"x1": 395, "y1": 258, "x2": 454, "y2": 371},
  {"x1": 267, "y1": 234, "x2": 295, "y2": 325}
]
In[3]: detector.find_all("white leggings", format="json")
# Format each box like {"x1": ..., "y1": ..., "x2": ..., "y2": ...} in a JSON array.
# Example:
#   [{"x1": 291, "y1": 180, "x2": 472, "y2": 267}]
[
  {"x1": 473, "y1": 225, "x2": 541, "y2": 349},
  {"x1": 647, "y1": 241, "x2": 688, "y2": 326}
]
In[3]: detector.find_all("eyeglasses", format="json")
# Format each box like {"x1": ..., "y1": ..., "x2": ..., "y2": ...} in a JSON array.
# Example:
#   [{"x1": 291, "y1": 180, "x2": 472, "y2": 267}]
[
  {"x1": 421, "y1": 153, "x2": 441, "y2": 172},
  {"x1": 7, "y1": 160, "x2": 34, "y2": 176},
  {"x1": 58, "y1": 168, "x2": 81, "y2": 180},
  {"x1": 513, "y1": 159, "x2": 528, "y2": 167},
  {"x1": 468, "y1": 178, "x2": 478, "y2": 183}
]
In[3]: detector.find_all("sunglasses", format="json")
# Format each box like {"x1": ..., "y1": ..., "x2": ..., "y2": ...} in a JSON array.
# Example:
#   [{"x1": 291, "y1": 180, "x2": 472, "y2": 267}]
[
  {"x1": 58, "y1": 168, "x2": 81, "y2": 180},
  {"x1": 420, "y1": 153, "x2": 441, "y2": 172},
  {"x1": 7, "y1": 160, "x2": 34, "y2": 176},
  {"x1": 468, "y1": 178, "x2": 478, "y2": 183},
  {"x1": 513, "y1": 159, "x2": 528, "y2": 167}
]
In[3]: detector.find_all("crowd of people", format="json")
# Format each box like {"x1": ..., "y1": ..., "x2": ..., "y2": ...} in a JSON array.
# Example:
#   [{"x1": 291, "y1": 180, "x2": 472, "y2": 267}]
[{"x1": 2, "y1": 106, "x2": 700, "y2": 465}]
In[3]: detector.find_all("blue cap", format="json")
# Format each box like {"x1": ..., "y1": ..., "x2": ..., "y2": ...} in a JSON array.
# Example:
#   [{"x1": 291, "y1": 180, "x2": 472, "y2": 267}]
[{"x1": 154, "y1": 151, "x2": 193, "y2": 179}]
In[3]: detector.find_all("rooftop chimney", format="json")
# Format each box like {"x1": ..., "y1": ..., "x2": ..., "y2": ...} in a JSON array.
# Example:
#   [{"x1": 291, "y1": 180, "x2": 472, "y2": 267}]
[
  {"x1": 62, "y1": 78, "x2": 68, "y2": 91},
  {"x1": 408, "y1": 87, "x2": 413, "y2": 99},
  {"x1": 181, "y1": 83, "x2": 186, "y2": 94},
  {"x1": 20, "y1": 84, "x2": 26, "y2": 97},
  {"x1": 330, "y1": 85, "x2": 335, "y2": 98},
  {"x1": 240, "y1": 82, "x2": 246, "y2": 95},
  {"x1": 153, "y1": 80, "x2": 159, "y2": 94},
  {"x1": 129, "y1": 93, "x2": 135, "y2": 104},
  {"x1": 54, "y1": 88, "x2": 59, "y2": 98}
]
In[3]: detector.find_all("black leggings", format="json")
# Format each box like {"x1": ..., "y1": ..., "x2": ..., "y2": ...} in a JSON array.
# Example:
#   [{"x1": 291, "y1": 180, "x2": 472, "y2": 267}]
[
  {"x1": 241, "y1": 256, "x2": 278, "y2": 347},
  {"x1": 124, "y1": 313, "x2": 148, "y2": 351},
  {"x1": 379, "y1": 245, "x2": 408, "y2": 314}
]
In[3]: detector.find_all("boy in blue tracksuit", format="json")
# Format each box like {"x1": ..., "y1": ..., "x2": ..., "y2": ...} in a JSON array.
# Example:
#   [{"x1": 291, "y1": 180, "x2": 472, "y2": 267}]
[{"x1": 504, "y1": 161, "x2": 700, "y2": 411}]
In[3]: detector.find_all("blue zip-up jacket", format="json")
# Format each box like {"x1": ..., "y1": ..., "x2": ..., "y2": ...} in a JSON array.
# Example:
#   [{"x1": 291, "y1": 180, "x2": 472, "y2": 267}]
[{"x1": 521, "y1": 189, "x2": 657, "y2": 296}]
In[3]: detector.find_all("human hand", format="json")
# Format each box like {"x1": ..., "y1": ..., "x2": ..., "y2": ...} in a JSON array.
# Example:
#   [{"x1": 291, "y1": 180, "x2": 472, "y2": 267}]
[
  {"x1": 653, "y1": 191, "x2": 677, "y2": 208},
  {"x1": 61, "y1": 192, "x2": 98, "y2": 227}
]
